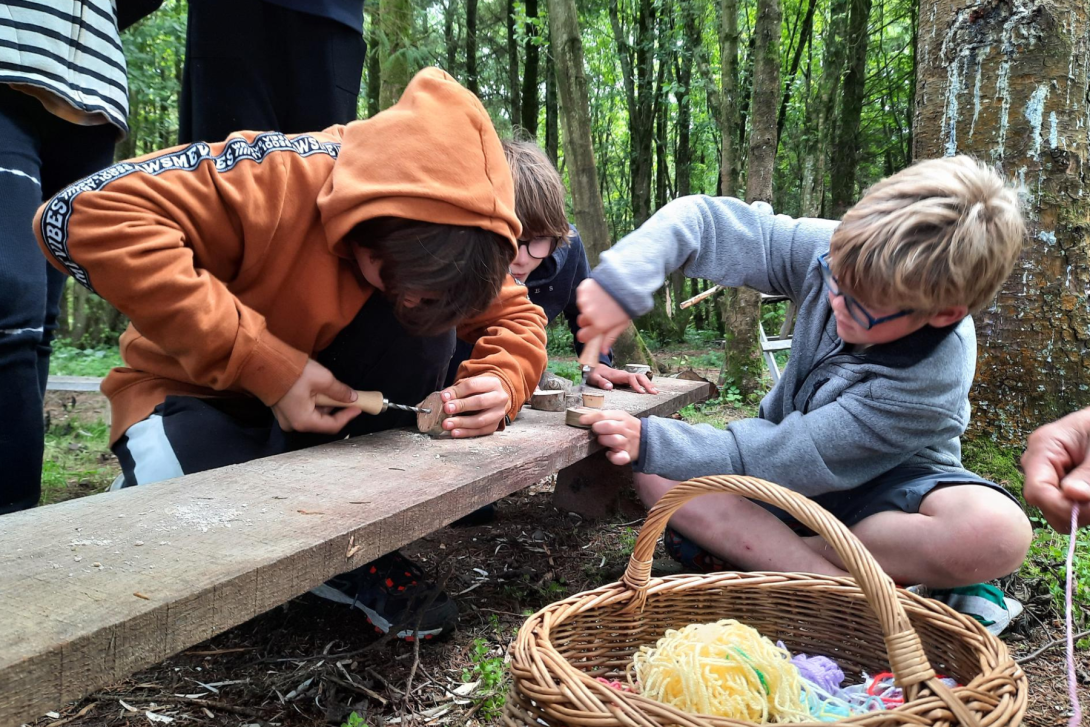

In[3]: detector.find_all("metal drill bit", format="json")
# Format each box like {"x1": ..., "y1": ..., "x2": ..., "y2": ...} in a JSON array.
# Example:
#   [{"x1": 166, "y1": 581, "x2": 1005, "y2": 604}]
[{"x1": 385, "y1": 400, "x2": 431, "y2": 414}]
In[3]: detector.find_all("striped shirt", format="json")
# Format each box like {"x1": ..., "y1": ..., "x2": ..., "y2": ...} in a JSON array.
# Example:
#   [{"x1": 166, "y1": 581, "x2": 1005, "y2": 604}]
[{"x1": 0, "y1": 0, "x2": 129, "y2": 134}]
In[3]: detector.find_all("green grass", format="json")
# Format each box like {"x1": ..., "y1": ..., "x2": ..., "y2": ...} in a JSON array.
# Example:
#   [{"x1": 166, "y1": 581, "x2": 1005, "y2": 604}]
[
  {"x1": 547, "y1": 359, "x2": 582, "y2": 384},
  {"x1": 339, "y1": 713, "x2": 369, "y2": 727},
  {"x1": 460, "y1": 637, "x2": 508, "y2": 720},
  {"x1": 49, "y1": 340, "x2": 122, "y2": 378},
  {"x1": 546, "y1": 320, "x2": 575, "y2": 356},
  {"x1": 41, "y1": 416, "x2": 116, "y2": 504}
]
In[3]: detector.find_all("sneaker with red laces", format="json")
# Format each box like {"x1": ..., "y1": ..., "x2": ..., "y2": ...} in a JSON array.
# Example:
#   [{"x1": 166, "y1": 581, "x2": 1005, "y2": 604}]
[{"x1": 310, "y1": 552, "x2": 458, "y2": 640}]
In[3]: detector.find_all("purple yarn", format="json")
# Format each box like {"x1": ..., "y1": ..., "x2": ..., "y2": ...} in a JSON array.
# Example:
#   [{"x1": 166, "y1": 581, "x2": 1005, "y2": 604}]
[{"x1": 790, "y1": 653, "x2": 846, "y2": 695}]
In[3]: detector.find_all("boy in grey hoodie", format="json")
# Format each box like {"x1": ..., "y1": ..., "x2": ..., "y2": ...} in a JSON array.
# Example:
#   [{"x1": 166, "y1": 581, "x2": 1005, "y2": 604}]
[{"x1": 575, "y1": 156, "x2": 1031, "y2": 592}]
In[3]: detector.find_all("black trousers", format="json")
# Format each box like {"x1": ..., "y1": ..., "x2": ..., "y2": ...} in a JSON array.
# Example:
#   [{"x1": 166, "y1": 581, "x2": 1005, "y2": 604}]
[
  {"x1": 0, "y1": 85, "x2": 116, "y2": 514},
  {"x1": 178, "y1": 0, "x2": 366, "y2": 144},
  {"x1": 113, "y1": 294, "x2": 456, "y2": 485}
]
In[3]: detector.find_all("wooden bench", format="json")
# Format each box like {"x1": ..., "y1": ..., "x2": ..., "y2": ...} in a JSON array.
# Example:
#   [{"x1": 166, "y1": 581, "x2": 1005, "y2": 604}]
[{"x1": 0, "y1": 377, "x2": 713, "y2": 726}]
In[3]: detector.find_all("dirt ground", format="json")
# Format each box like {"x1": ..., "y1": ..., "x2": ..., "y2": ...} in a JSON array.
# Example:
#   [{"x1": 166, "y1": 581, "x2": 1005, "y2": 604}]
[{"x1": 24, "y1": 392, "x2": 1088, "y2": 727}]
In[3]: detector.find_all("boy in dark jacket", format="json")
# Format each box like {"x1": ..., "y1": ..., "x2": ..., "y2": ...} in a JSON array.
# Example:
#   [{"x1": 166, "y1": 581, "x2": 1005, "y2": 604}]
[{"x1": 446, "y1": 140, "x2": 655, "y2": 394}]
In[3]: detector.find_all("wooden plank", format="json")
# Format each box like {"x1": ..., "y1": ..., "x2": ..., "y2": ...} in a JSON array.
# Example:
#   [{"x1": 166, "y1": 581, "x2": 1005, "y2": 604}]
[
  {"x1": 45, "y1": 376, "x2": 104, "y2": 392},
  {"x1": 0, "y1": 377, "x2": 713, "y2": 727},
  {"x1": 761, "y1": 339, "x2": 793, "y2": 352}
]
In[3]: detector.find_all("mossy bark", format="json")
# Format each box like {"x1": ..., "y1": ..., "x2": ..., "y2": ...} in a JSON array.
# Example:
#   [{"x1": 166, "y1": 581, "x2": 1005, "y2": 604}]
[{"x1": 915, "y1": 0, "x2": 1090, "y2": 442}]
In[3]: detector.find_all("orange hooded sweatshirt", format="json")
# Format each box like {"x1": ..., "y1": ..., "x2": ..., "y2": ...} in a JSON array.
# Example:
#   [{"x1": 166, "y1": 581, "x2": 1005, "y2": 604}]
[{"x1": 35, "y1": 68, "x2": 548, "y2": 445}]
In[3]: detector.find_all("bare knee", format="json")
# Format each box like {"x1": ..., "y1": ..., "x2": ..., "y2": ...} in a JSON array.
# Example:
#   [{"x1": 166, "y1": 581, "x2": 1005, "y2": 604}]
[{"x1": 921, "y1": 487, "x2": 1032, "y2": 586}]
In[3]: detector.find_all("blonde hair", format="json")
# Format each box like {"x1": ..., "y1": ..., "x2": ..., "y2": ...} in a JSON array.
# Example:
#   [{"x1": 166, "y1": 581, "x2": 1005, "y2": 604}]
[
  {"x1": 829, "y1": 155, "x2": 1025, "y2": 314},
  {"x1": 502, "y1": 139, "x2": 571, "y2": 241}
]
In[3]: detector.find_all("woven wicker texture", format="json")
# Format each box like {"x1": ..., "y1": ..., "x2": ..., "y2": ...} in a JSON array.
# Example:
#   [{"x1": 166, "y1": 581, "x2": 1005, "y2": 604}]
[{"x1": 505, "y1": 475, "x2": 1026, "y2": 727}]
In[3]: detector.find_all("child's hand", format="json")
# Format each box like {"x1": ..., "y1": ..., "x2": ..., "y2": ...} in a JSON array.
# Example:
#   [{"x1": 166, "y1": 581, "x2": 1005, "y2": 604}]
[
  {"x1": 576, "y1": 279, "x2": 630, "y2": 351},
  {"x1": 1023, "y1": 408, "x2": 1090, "y2": 533},
  {"x1": 580, "y1": 409, "x2": 641, "y2": 465},
  {"x1": 441, "y1": 375, "x2": 509, "y2": 437},
  {"x1": 272, "y1": 359, "x2": 362, "y2": 434},
  {"x1": 587, "y1": 365, "x2": 658, "y2": 394}
]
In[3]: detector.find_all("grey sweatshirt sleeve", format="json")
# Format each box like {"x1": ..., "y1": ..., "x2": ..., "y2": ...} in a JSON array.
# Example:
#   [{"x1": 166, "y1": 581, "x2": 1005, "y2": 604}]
[
  {"x1": 636, "y1": 388, "x2": 967, "y2": 495},
  {"x1": 591, "y1": 195, "x2": 839, "y2": 318}
]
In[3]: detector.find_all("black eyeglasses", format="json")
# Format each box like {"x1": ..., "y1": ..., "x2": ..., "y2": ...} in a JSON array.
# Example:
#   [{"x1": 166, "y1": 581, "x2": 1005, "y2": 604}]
[
  {"x1": 517, "y1": 235, "x2": 562, "y2": 260},
  {"x1": 818, "y1": 252, "x2": 912, "y2": 330}
]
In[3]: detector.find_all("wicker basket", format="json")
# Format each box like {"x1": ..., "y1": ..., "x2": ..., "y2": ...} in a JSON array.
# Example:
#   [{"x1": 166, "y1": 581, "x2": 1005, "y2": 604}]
[{"x1": 505, "y1": 475, "x2": 1026, "y2": 727}]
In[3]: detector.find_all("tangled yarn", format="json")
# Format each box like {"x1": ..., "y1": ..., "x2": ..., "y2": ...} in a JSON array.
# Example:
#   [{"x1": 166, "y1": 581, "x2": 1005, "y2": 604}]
[{"x1": 630, "y1": 619, "x2": 810, "y2": 723}]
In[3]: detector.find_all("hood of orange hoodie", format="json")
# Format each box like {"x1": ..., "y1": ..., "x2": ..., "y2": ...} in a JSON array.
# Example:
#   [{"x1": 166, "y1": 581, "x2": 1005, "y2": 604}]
[{"x1": 318, "y1": 68, "x2": 521, "y2": 258}]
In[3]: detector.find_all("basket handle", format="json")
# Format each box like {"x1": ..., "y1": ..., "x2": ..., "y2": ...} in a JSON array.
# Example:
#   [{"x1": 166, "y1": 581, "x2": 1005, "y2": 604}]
[{"x1": 621, "y1": 475, "x2": 981, "y2": 726}]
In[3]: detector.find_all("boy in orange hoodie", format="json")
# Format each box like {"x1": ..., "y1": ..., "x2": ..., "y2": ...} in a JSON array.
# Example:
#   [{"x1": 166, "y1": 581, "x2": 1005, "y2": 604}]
[{"x1": 34, "y1": 68, "x2": 548, "y2": 639}]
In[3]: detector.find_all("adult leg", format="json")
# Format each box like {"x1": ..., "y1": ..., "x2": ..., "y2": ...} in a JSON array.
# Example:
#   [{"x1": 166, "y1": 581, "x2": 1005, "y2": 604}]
[
  {"x1": 178, "y1": 0, "x2": 278, "y2": 143},
  {"x1": 270, "y1": 5, "x2": 364, "y2": 131},
  {"x1": 38, "y1": 119, "x2": 117, "y2": 395},
  {"x1": 633, "y1": 472, "x2": 849, "y2": 576},
  {"x1": 0, "y1": 88, "x2": 48, "y2": 513}
]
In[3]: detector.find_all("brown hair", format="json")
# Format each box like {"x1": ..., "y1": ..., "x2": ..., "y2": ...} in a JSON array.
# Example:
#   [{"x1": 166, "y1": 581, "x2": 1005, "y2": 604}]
[
  {"x1": 829, "y1": 155, "x2": 1025, "y2": 314},
  {"x1": 347, "y1": 217, "x2": 514, "y2": 336},
  {"x1": 502, "y1": 139, "x2": 571, "y2": 241}
]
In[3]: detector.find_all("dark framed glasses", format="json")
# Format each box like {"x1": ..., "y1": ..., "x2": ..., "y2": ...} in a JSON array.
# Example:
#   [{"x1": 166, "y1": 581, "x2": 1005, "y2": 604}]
[
  {"x1": 517, "y1": 235, "x2": 562, "y2": 260},
  {"x1": 818, "y1": 252, "x2": 913, "y2": 330}
]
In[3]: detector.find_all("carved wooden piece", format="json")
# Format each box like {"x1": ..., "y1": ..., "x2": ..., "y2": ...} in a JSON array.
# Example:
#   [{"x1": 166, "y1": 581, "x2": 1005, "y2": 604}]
[
  {"x1": 581, "y1": 392, "x2": 605, "y2": 409},
  {"x1": 415, "y1": 391, "x2": 449, "y2": 434},
  {"x1": 529, "y1": 389, "x2": 566, "y2": 412},
  {"x1": 624, "y1": 364, "x2": 653, "y2": 379},
  {"x1": 565, "y1": 407, "x2": 596, "y2": 428}
]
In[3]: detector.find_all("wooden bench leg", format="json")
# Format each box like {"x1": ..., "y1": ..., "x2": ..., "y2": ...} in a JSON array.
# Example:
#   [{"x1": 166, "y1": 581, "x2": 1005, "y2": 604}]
[{"x1": 552, "y1": 451, "x2": 645, "y2": 519}]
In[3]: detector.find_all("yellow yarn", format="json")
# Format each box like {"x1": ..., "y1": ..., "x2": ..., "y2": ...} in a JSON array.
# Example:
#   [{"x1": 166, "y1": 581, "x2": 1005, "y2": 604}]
[{"x1": 630, "y1": 619, "x2": 810, "y2": 723}]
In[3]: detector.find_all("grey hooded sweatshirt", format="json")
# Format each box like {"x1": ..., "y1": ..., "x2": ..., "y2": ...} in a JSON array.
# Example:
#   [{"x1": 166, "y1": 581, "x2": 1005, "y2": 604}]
[{"x1": 592, "y1": 195, "x2": 981, "y2": 496}]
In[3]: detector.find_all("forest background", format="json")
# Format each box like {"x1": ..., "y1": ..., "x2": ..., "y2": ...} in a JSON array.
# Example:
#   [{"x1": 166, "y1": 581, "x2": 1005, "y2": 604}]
[{"x1": 44, "y1": 0, "x2": 1088, "y2": 637}]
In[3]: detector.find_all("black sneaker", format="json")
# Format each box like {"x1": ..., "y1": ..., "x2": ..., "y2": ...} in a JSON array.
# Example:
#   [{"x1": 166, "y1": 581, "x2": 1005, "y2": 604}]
[{"x1": 310, "y1": 552, "x2": 458, "y2": 640}]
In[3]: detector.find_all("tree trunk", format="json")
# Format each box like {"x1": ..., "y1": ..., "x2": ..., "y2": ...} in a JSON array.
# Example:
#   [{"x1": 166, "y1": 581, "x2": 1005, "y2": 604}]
[
  {"x1": 507, "y1": 0, "x2": 522, "y2": 125},
  {"x1": 802, "y1": 0, "x2": 850, "y2": 216},
  {"x1": 378, "y1": 0, "x2": 412, "y2": 109},
  {"x1": 915, "y1": 0, "x2": 1090, "y2": 442},
  {"x1": 549, "y1": 0, "x2": 652, "y2": 368},
  {"x1": 520, "y1": 0, "x2": 541, "y2": 135},
  {"x1": 828, "y1": 0, "x2": 872, "y2": 218},
  {"x1": 609, "y1": 0, "x2": 656, "y2": 227},
  {"x1": 548, "y1": 0, "x2": 611, "y2": 258},
  {"x1": 545, "y1": 59, "x2": 559, "y2": 164},
  {"x1": 776, "y1": 0, "x2": 817, "y2": 144},
  {"x1": 465, "y1": 0, "x2": 479, "y2": 95},
  {"x1": 676, "y1": 0, "x2": 699, "y2": 198},
  {"x1": 444, "y1": 0, "x2": 458, "y2": 73},
  {"x1": 367, "y1": 6, "x2": 382, "y2": 116},
  {"x1": 719, "y1": 0, "x2": 739, "y2": 196},
  {"x1": 745, "y1": 0, "x2": 781, "y2": 205},
  {"x1": 721, "y1": 0, "x2": 781, "y2": 398}
]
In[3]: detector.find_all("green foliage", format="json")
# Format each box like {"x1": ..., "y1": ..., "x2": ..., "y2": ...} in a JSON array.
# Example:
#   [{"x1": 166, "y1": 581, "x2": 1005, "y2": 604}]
[
  {"x1": 546, "y1": 320, "x2": 576, "y2": 356},
  {"x1": 41, "y1": 418, "x2": 114, "y2": 505},
  {"x1": 340, "y1": 712, "x2": 369, "y2": 727},
  {"x1": 961, "y1": 438, "x2": 1024, "y2": 498},
  {"x1": 1021, "y1": 528, "x2": 1089, "y2": 633},
  {"x1": 461, "y1": 638, "x2": 507, "y2": 720},
  {"x1": 49, "y1": 341, "x2": 123, "y2": 378},
  {"x1": 548, "y1": 360, "x2": 582, "y2": 383}
]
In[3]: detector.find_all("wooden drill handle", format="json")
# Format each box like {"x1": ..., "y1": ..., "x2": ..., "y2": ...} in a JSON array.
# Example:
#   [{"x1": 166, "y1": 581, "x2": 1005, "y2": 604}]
[
  {"x1": 315, "y1": 390, "x2": 385, "y2": 415},
  {"x1": 578, "y1": 334, "x2": 605, "y2": 369}
]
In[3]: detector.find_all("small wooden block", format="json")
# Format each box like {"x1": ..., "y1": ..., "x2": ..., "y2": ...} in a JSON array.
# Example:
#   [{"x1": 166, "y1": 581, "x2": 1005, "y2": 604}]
[
  {"x1": 530, "y1": 389, "x2": 566, "y2": 412},
  {"x1": 416, "y1": 391, "x2": 450, "y2": 435},
  {"x1": 565, "y1": 407, "x2": 596, "y2": 428},
  {"x1": 625, "y1": 364, "x2": 653, "y2": 379},
  {"x1": 582, "y1": 392, "x2": 605, "y2": 409}
]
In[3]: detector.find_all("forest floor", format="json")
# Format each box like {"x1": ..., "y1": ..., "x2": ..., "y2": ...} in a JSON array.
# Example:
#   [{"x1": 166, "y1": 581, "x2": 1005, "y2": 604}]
[{"x1": 24, "y1": 347, "x2": 1088, "y2": 727}]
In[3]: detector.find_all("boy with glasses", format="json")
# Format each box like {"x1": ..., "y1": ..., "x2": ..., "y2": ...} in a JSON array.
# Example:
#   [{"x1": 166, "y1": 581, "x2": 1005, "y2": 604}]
[
  {"x1": 447, "y1": 140, "x2": 655, "y2": 396},
  {"x1": 573, "y1": 157, "x2": 1032, "y2": 631}
]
